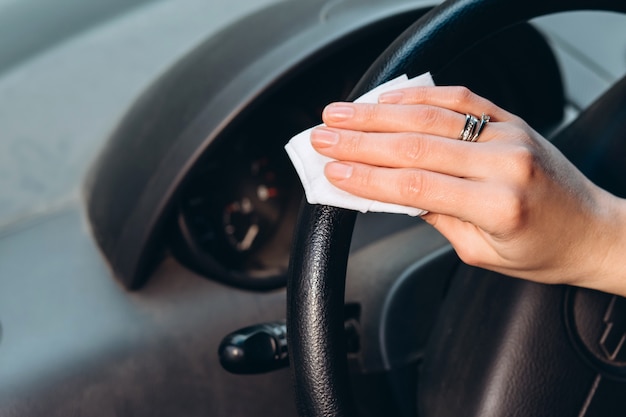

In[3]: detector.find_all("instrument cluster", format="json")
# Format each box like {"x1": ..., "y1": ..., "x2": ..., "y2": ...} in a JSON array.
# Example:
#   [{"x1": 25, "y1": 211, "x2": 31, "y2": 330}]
[{"x1": 169, "y1": 110, "x2": 309, "y2": 290}]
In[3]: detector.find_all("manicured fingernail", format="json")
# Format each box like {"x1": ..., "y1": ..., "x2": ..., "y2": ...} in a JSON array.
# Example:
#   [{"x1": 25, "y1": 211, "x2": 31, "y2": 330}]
[
  {"x1": 324, "y1": 103, "x2": 355, "y2": 122},
  {"x1": 325, "y1": 162, "x2": 353, "y2": 179},
  {"x1": 311, "y1": 127, "x2": 339, "y2": 147},
  {"x1": 378, "y1": 91, "x2": 404, "y2": 104}
]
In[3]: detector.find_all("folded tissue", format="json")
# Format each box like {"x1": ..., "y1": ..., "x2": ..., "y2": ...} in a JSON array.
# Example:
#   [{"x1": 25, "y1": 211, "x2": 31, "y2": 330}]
[{"x1": 284, "y1": 72, "x2": 434, "y2": 216}]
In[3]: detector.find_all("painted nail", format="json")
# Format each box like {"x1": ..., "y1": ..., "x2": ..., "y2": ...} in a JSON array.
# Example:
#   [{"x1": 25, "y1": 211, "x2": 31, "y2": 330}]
[
  {"x1": 378, "y1": 91, "x2": 404, "y2": 104},
  {"x1": 324, "y1": 104, "x2": 355, "y2": 121},
  {"x1": 325, "y1": 162, "x2": 353, "y2": 179},
  {"x1": 311, "y1": 127, "x2": 339, "y2": 147}
]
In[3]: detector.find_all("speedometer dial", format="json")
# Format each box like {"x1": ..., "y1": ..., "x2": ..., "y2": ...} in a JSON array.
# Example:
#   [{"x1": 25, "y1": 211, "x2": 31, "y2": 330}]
[
  {"x1": 169, "y1": 136, "x2": 302, "y2": 290},
  {"x1": 167, "y1": 95, "x2": 319, "y2": 290}
]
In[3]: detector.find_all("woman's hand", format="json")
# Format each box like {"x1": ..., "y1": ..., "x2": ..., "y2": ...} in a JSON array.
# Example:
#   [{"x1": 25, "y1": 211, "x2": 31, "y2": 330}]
[{"x1": 311, "y1": 86, "x2": 626, "y2": 296}]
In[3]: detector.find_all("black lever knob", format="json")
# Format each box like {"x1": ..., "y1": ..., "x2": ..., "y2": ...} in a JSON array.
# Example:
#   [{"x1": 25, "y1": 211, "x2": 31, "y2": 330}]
[{"x1": 218, "y1": 321, "x2": 288, "y2": 374}]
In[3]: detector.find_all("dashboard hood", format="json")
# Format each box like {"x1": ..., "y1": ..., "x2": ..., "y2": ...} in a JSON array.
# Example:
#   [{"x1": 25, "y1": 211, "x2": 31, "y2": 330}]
[{"x1": 85, "y1": 0, "x2": 438, "y2": 288}]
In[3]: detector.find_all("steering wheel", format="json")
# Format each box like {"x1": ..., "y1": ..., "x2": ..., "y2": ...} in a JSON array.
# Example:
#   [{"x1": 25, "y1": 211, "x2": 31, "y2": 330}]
[{"x1": 286, "y1": 0, "x2": 626, "y2": 416}]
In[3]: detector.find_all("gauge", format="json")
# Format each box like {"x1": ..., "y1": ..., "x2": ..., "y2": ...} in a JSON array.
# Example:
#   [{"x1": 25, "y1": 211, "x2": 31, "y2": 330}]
[
  {"x1": 169, "y1": 144, "x2": 302, "y2": 291},
  {"x1": 167, "y1": 95, "x2": 315, "y2": 290}
]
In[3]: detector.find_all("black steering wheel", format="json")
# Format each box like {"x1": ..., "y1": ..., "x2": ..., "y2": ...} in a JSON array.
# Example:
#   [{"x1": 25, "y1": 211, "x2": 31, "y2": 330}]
[{"x1": 286, "y1": 0, "x2": 626, "y2": 416}]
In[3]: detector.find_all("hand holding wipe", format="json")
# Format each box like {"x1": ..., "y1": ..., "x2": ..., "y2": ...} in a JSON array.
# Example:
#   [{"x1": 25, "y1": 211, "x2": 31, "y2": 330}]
[{"x1": 285, "y1": 72, "x2": 435, "y2": 216}]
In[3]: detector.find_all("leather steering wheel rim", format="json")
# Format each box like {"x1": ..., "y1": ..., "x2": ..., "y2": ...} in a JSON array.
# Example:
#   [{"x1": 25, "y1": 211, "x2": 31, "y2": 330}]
[{"x1": 286, "y1": 1, "x2": 626, "y2": 416}]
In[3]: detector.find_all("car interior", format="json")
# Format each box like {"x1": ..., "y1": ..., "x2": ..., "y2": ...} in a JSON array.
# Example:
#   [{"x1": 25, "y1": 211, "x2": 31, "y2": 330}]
[{"x1": 2, "y1": 0, "x2": 626, "y2": 416}]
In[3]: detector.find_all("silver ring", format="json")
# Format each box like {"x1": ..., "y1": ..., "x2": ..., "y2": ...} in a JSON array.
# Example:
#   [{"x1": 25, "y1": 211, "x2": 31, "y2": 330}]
[
  {"x1": 459, "y1": 114, "x2": 479, "y2": 141},
  {"x1": 470, "y1": 113, "x2": 491, "y2": 142}
]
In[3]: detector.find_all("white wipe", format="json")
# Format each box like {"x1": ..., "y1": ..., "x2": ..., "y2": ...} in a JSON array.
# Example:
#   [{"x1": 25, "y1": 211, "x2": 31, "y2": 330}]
[{"x1": 285, "y1": 72, "x2": 435, "y2": 216}]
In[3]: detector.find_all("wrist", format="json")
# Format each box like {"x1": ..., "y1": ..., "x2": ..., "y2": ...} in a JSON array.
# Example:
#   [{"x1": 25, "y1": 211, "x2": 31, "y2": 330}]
[{"x1": 579, "y1": 190, "x2": 626, "y2": 296}]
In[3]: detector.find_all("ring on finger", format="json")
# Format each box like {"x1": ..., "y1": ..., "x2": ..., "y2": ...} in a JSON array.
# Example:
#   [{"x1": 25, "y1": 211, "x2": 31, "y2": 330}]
[
  {"x1": 471, "y1": 113, "x2": 490, "y2": 142},
  {"x1": 458, "y1": 113, "x2": 490, "y2": 142},
  {"x1": 459, "y1": 114, "x2": 479, "y2": 141}
]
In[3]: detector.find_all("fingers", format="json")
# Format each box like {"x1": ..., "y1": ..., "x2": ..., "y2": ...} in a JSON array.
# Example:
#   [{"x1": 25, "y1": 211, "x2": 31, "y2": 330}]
[
  {"x1": 324, "y1": 161, "x2": 506, "y2": 226},
  {"x1": 378, "y1": 85, "x2": 516, "y2": 123},
  {"x1": 322, "y1": 101, "x2": 510, "y2": 143},
  {"x1": 323, "y1": 102, "x2": 475, "y2": 139},
  {"x1": 311, "y1": 127, "x2": 503, "y2": 178},
  {"x1": 321, "y1": 85, "x2": 520, "y2": 143}
]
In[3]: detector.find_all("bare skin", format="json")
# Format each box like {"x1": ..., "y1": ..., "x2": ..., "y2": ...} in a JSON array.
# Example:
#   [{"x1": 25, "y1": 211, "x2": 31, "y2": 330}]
[{"x1": 310, "y1": 86, "x2": 626, "y2": 296}]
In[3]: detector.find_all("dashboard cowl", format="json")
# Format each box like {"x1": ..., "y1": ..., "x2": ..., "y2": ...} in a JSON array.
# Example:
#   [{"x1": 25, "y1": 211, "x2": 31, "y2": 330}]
[{"x1": 84, "y1": 0, "x2": 436, "y2": 289}]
